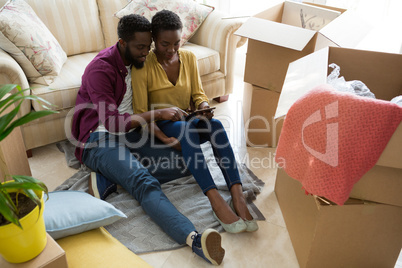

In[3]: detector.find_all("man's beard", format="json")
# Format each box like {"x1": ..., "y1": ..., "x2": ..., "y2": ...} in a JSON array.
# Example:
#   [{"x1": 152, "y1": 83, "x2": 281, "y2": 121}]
[{"x1": 125, "y1": 47, "x2": 144, "y2": 69}]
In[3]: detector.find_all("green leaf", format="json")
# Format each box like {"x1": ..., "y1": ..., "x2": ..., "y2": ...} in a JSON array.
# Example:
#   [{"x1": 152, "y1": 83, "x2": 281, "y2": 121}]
[
  {"x1": 0, "y1": 181, "x2": 46, "y2": 192},
  {"x1": 0, "y1": 84, "x2": 19, "y2": 100},
  {"x1": 12, "y1": 176, "x2": 48, "y2": 191},
  {"x1": 1, "y1": 93, "x2": 57, "y2": 114},
  {"x1": 0, "y1": 188, "x2": 17, "y2": 212},
  {"x1": 0, "y1": 110, "x2": 58, "y2": 142},
  {"x1": 23, "y1": 188, "x2": 42, "y2": 223},
  {"x1": 0, "y1": 190, "x2": 22, "y2": 228},
  {"x1": 0, "y1": 102, "x2": 21, "y2": 135},
  {"x1": 23, "y1": 188, "x2": 41, "y2": 210},
  {"x1": 0, "y1": 88, "x2": 56, "y2": 115},
  {"x1": 0, "y1": 88, "x2": 29, "y2": 113},
  {"x1": 11, "y1": 175, "x2": 49, "y2": 200},
  {"x1": 1, "y1": 94, "x2": 38, "y2": 115}
]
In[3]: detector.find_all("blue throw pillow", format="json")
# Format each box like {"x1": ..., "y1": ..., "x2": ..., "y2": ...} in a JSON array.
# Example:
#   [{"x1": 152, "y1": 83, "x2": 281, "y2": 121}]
[{"x1": 44, "y1": 191, "x2": 126, "y2": 239}]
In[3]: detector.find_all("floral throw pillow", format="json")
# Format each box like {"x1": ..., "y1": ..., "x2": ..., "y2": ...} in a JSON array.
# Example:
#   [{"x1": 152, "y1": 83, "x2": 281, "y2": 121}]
[
  {"x1": 115, "y1": 0, "x2": 214, "y2": 46},
  {"x1": 0, "y1": 0, "x2": 67, "y2": 85}
]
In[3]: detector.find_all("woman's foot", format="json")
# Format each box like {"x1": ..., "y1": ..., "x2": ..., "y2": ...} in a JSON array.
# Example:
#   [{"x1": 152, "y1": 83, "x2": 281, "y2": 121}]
[
  {"x1": 212, "y1": 210, "x2": 247, "y2": 233},
  {"x1": 230, "y1": 184, "x2": 259, "y2": 232},
  {"x1": 230, "y1": 184, "x2": 253, "y2": 221},
  {"x1": 206, "y1": 189, "x2": 247, "y2": 233},
  {"x1": 206, "y1": 189, "x2": 239, "y2": 224},
  {"x1": 229, "y1": 199, "x2": 259, "y2": 232},
  {"x1": 232, "y1": 198, "x2": 253, "y2": 221}
]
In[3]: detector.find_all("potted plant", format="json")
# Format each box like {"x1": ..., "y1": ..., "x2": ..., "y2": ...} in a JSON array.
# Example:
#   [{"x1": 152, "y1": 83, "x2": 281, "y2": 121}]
[{"x1": 0, "y1": 84, "x2": 57, "y2": 263}]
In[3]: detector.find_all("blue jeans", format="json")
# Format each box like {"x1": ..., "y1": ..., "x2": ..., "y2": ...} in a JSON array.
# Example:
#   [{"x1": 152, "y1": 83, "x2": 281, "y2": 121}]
[
  {"x1": 157, "y1": 118, "x2": 242, "y2": 194},
  {"x1": 82, "y1": 130, "x2": 195, "y2": 244}
]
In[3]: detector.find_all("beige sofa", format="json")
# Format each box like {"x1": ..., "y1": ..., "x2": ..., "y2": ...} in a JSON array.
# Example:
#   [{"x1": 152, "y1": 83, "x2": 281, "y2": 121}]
[{"x1": 0, "y1": 0, "x2": 246, "y2": 151}]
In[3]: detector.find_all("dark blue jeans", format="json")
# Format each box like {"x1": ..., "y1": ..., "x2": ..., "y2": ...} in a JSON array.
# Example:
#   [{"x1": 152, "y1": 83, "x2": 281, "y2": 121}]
[
  {"x1": 82, "y1": 130, "x2": 195, "y2": 244},
  {"x1": 157, "y1": 118, "x2": 242, "y2": 194}
]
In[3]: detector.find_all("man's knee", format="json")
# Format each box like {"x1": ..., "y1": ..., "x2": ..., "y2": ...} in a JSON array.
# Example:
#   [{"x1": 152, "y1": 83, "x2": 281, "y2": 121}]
[{"x1": 132, "y1": 174, "x2": 163, "y2": 201}]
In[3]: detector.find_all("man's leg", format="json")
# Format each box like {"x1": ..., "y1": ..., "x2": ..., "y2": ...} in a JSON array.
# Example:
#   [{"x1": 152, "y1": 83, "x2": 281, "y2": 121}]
[
  {"x1": 82, "y1": 132, "x2": 195, "y2": 244},
  {"x1": 83, "y1": 132, "x2": 225, "y2": 264}
]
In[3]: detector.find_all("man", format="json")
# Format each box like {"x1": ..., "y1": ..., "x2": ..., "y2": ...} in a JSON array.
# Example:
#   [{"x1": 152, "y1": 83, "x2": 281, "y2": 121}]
[{"x1": 71, "y1": 14, "x2": 225, "y2": 265}]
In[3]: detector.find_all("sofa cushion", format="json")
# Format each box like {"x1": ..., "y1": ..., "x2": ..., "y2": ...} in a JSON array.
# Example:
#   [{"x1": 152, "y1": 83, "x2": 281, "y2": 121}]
[
  {"x1": 0, "y1": 0, "x2": 67, "y2": 86},
  {"x1": 31, "y1": 52, "x2": 98, "y2": 111},
  {"x1": 182, "y1": 42, "x2": 220, "y2": 76},
  {"x1": 115, "y1": 0, "x2": 213, "y2": 46},
  {"x1": 18, "y1": 0, "x2": 105, "y2": 56}
]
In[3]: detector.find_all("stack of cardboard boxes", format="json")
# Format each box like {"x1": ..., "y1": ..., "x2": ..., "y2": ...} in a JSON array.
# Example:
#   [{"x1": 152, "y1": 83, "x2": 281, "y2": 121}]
[
  {"x1": 235, "y1": 1, "x2": 371, "y2": 147},
  {"x1": 274, "y1": 47, "x2": 402, "y2": 267}
]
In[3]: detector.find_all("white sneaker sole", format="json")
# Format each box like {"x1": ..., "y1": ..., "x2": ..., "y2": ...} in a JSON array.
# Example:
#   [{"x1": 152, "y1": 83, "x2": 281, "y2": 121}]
[{"x1": 88, "y1": 172, "x2": 100, "y2": 199}]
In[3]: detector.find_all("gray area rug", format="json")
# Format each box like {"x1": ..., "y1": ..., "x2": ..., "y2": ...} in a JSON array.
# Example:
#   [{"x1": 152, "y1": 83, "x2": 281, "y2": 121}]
[{"x1": 55, "y1": 141, "x2": 265, "y2": 254}]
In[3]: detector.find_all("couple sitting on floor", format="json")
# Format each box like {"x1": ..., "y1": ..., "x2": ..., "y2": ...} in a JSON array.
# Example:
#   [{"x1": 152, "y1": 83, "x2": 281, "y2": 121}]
[{"x1": 71, "y1": 10, "x2": 258, "y2": 265}]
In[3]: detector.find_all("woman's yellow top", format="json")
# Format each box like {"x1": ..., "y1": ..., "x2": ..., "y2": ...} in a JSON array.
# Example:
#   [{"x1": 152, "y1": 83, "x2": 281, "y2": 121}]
[{"x1": 131, "y1": 49, "x2": 209, "y2": 114}]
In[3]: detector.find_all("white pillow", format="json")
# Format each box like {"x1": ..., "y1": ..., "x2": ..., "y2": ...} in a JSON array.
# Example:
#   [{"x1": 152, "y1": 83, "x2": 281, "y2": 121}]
[
  {"x1": 44, "y1": 191, "x2": 126, "y2": 240},
  {"x1": 0, "y1": 0, "x2": 67, "y2": 85}
]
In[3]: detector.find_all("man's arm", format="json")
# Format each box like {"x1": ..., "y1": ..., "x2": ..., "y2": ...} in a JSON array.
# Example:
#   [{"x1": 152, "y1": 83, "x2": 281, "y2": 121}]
[{"x1": 129, "y1": 107, "x2": 186, "y2": 130}]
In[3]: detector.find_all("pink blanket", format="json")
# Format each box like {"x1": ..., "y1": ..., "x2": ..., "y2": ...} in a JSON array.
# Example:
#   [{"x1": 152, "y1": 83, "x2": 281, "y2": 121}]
[{"x1": 275, "y1": 84, "x2": 402, "y2": 205}]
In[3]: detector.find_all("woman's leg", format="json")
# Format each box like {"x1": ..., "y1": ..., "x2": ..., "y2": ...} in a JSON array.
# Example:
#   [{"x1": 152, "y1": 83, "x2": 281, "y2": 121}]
[
  {"x1": 196, "y1": 119, "x2": 241, "y2": 188},
  {"x1": 197, "y1": 119, "x2": 253, "y2": 221},
  {"x1": 157, "y1": 120, "x2": 240, "y2": 224}
]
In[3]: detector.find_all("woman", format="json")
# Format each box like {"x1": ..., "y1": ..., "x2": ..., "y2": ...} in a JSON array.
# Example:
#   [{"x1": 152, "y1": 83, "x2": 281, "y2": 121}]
[{"x1": 132, "y1": 10, "x2": 258, "y2": 233}]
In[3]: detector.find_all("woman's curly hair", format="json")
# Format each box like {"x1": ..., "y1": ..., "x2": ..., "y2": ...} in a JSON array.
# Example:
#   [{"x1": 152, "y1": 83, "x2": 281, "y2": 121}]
[{"x1": 151, "y1": 10, "x2": 183, "y2": 37}]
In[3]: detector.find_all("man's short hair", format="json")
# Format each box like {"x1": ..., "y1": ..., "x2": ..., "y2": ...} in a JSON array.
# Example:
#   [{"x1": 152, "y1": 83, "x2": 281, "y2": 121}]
[
  {"x1": 151, "y1": 10, "x2": 183, "y2": 37},
  {"x1": 117, "y1": 14, "x2": 151, "y2": 42}
]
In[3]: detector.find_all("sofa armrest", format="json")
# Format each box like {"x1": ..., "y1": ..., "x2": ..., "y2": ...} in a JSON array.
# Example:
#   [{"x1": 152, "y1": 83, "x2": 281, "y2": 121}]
[
  {"x1": 0, "y1": 48, "x2": 31, "y2": 116},
  {"x1": 190, "y1": 11, "x2": 246, "y2": 74},
  {"x1": 189, "y1": 10, "x2": 247, "y2": 95}
]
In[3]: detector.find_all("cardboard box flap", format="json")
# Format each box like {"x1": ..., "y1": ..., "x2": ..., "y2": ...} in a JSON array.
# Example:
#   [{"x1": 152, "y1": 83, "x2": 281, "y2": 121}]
[
  {"x1": 235, "y1": 17, "x2": 316, "y2": 51},
  {"x1": 376, "y1": 123, "x2": 402, "y2": 169},
  {"x1": 319, "y1": 11, "x2": 372, "y2": 48},
  {"x1": 282, "y1": 1, "x2": 341, "y2": 30},
  {"x1": 275, "y1": 47, "x2": 329, "y2": 119}
]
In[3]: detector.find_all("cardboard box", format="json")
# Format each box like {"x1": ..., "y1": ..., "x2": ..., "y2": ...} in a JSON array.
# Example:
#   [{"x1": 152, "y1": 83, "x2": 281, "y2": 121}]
[
  {"x1": 275, "y1": 168, "x2": 402, "y2": 268},
  {"x1": 275, "y1": 46, "x2": 402, "y2": 205},
  {"x1": 235, "y1": 1, "x2": 371, "y2": 93},
  {"x1": 243, "y1": 83, "x2": 284, "y2": 147},
  {"x1": 0, "y1": 234, "x2": 68, "y2": 268},
  {"x1": 350, "y1": 165, "x2": 402, "y2": 208}
]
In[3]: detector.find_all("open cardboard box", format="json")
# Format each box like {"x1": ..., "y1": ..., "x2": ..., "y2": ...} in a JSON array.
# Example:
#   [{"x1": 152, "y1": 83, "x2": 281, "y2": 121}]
[
  {"x1": 235, "y1": 1, "x2": 371, "y2": 93},
  {"x1": 243, "y1": 83, "x2": 284, "y2": 147},
  {"x1": 275, "y1": 168, "x2": 402, "y2": 268},
  {"x1": 275, "y1": 46, "x2": 402, "y2": 206}
]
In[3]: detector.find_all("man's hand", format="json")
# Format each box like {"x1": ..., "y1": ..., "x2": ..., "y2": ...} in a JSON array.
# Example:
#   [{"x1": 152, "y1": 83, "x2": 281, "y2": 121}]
[{"x1": 157, "y1": 107, "x2": 188, "y2": 121}]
